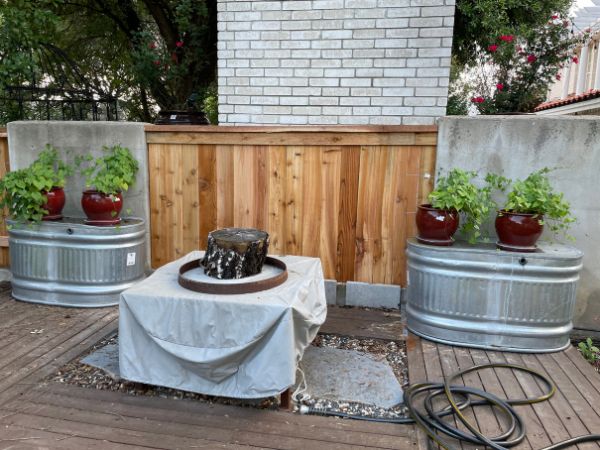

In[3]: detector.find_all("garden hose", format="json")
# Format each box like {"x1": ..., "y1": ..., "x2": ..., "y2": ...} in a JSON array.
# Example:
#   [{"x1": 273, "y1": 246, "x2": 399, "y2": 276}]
[{"x1": 300, "y1": 362, "x2": 600, "y2": 450}]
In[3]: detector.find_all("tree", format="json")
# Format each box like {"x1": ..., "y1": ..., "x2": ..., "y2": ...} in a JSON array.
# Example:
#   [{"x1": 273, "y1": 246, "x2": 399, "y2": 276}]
[
  {"x1": 0, "y1": 0, "x2": 218, "y2": 122},
  {"x1": 450, "y1": 0, "x2": 577, "y2": 114},
  {"x1": 452, "y1": 0, "x2": 572, "y2": 67}
]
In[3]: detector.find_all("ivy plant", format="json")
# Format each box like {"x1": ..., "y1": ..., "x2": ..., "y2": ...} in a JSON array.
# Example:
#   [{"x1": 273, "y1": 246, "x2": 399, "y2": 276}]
[
  {"x1": 578, "y1": 338, "x2": 600, "y2": 363},
  {"x1": 0, "y1": 145, "x2": 73, "y2": 222},
  {"x1": 80, "y1": 145, "x2": 139, "y2": 196},
  {"x1": 501, "y1": 168, "x2": 574, "y2": 237},
  {"x1": 428, "y1": 169, "x2": 509, "y2": 244}
]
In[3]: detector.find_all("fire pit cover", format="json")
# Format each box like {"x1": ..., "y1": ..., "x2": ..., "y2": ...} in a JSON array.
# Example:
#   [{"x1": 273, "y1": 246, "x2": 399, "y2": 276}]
[{"x1": 119, "y1": 251, "x2": 326, "y2": 398}]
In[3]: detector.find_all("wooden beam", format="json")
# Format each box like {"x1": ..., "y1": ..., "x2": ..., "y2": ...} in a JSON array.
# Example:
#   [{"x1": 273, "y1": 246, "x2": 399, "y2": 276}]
[{"x1": 146, "y1": 131, "x2": 437, "y2": 146}]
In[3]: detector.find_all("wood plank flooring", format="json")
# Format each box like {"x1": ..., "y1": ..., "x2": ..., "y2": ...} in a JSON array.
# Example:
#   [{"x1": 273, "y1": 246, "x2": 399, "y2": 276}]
[
  {"x1": 0, "y1": 287, "x2": 416, "y2": 449},
  {"x1": 407, "y1": 333, "x2": 600, "y2": 450}
]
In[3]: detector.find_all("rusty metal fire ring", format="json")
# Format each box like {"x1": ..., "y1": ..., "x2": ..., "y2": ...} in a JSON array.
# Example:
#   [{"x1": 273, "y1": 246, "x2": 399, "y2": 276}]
[{"x1": 178, "y1": 257, "x2": 288, "y2": 294}]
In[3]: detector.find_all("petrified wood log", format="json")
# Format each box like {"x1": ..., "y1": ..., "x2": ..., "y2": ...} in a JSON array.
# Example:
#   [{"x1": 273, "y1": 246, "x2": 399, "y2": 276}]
[{"x1": 201, "y1": 228, "x2": 269, "y2": 279}]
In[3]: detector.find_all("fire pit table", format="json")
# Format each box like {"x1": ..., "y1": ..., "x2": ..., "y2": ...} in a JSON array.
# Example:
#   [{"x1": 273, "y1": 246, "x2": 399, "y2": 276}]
[{"x1": 119, "y1": 251, "x2": 326, "y2": 399}]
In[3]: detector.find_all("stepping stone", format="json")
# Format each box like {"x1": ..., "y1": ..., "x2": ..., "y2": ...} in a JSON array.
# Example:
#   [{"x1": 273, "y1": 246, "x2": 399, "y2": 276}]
[
  {"x1": 298, "y1": 346, "x2": 403, "y2": 408},
  {"x1": 81, "y1": 343, "x2": 120, "y2": 380}
]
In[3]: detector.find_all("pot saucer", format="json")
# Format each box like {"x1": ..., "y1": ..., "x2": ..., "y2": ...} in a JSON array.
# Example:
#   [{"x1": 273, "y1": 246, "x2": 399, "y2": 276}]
[
  {"x1": 496, "y1": 241, "x2": 539, "y2": 253},
  {"x1": 416, "y1": 236, "x2": 455, "y2": 246},
  {"x1": 84, "y1": 218, "x2": 122, "y2": 226}
]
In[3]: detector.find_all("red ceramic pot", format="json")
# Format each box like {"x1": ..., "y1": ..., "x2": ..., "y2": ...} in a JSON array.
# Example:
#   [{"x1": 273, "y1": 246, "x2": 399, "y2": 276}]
[
  {"x1": 415, "y1": 204, "x2": 459, "y2": 246},
  {"x1": 81, "y1": 190, "x2": 123, "y2": 226},
  {"x1": 495, "y1": 210, "x2": 543, "y2": 252},
  {"x1": 41, "y1": 186, "x2": 66, "y2": 220}
]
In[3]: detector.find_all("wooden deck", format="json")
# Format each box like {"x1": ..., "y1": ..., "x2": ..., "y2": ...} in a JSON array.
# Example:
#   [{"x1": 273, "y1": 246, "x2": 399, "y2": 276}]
[
  {"x1": 1, "y1": 283, "x2": 599, "y2": 450},
  {"x1": 0, "y1": 293, "x2": 415, "y2": 449},
  {"x1": 407, "y1": 333, "x2": 600, "y2": 450}
]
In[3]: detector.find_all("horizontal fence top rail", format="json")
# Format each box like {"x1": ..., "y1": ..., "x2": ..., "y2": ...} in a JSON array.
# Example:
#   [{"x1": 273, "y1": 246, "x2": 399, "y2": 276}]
[{"x1": 145, "y1": 124, "x2": 438, "y2": 147}]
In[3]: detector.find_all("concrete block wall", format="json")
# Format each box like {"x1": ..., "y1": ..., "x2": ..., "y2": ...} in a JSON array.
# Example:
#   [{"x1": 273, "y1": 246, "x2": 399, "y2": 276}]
[{"x1": 217, "y1": 0, "x2": 455, "y2": 125}]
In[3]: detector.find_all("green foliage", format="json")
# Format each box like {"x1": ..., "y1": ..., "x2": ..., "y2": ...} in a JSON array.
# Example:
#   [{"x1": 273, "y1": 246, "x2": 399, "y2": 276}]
[
  {"x1": 501, "y1": 168, "x2": 575, "y2": 236},
  {"x1": 80, "y1": 145, "x2": 139, "y2": 196},
  {"x1": 203, "y1": 83, "x2": 219, "y2": 124},
  {"x1": 0, "y1": 145, "x2": 72, "y2": 222},
  {"x1": 428, "y1": 169, "x2": 508, "y2": 243},
  {"x1": 453, "y1": 0, "x2": 572, "y2": 67},
  {"x1": 578, "y1": 338, "x2": 600, "y2": 363},
  {"x1": 0, "y1": 0, "x2": 217, "y2": 122}
]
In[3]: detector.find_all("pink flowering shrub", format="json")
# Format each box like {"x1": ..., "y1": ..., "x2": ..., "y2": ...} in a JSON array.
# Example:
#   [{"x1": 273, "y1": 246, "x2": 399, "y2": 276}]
[{"x1": 467, "y1": 15, "x2": 586, "y2": 114}]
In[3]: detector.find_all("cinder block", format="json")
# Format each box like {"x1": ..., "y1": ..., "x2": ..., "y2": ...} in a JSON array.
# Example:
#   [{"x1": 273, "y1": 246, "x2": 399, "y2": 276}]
[
  {"x1": 309, "y1": 115, "x2": 339, "y2": 124},
  {"x1": 291, "y1": 10, "x2": 323, "y2": 20},
  {"x1": 409, "y1": 17, "x2": 444, "y2": 27},
  {"x1": 370, "y1": 115, "x2": 403, "y2": 124},
  {"x1": 382, "y1": 106, "x2": 414, "y2": 115},
  {"x1": 346, "y1": 281, "x2": 401, "y2": 309},
  {"x1": 252, "y1": 2, "x2": 282, "y2": 11},
  {"x1": 282, "y1": 1, "x2": 312, "y2": 10},
  {"x1": 420, "y1": 5, "x2": 455, "y2": 16},
  {"x1": 324, "y1": 279, "x2": 337, "y2": 305}
]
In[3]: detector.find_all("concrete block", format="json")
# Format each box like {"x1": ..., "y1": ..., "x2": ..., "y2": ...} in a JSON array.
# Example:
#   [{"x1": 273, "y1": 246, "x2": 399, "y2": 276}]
[
  {"x1": 346, "y1": 0, "x2": 377, "y2": 7},
  {"x1": 343, "y1": 19, "x2": 376, "y2": 29},
  {"x1": 350, "y1": 87, "x2": 382, "y2": 96},
  {"x1": 265, "y1": 68, "x2": 293, "y2": 76},
  {"x1": 339, "y1": 115, "x2": 370, "y2": 124},
  {"x1": 324, "y1": 68, "x2": 355, "y2": 78},
  {"x1": 385, "y1": 7, "x2": 420, "y2": 17},
  {"x1": 282, "y1": 1, "x2": 312, "y2": 10},
  {"x1": 281, "y1": 59, "x2": 310, "y2": 67},
  {"x1": 280, "y1": 77, "x2": 310, "y2": 86},
  {"x1": 353, "y1": 106, "x2": 381, "y2": 115},
  {"x1": 353, "y1": 28, "x2": 385, "y2": 39},
  {"x1": 378, "y1": 0, "x2": 411, "y2": 5},
  {"x1": 279, "y1": 115, "x2": 308, "y2": 124},
  {"x1": 340, "y1": 96, "x2": 372, "y2": 106},
  {"x1": 322, "y1": 87, "x2": 350, "y2": 96},
  {"x1": 409, "y1": 17, "x2": 444, "y2": 27},
  {"x1": 343, "y1": 39, "x2": 375, "y2": 49},
  {"x1": 282, "y1": 40, "x2": 311, "y2": 49},
  {"x1": 309, "y1": 78, "x2": 340, "y2": 87},
  {"x1": 406, "y1": 77, "x2": 438, "y2": 87},
  {"x1": 375, "y1": 38, "x2": 408, "y2": 48},
  {"x1": 341, "y1": 78, "x2": 371, "y2": 87},
  {"x1": 313, "y1": 0, "x2": 345, "y2": 9},
  {"x1": 311, "y1": 59, "x2": 342, "y2": 68},
  {"x1": 262, "y1": 10, "x2": 292, "y2": 20},
  {"x1": 282, "y1": 20, "x2": 312, "y2": 30},
  {"x1": 342, "y1": 58, "x2": 374, "y2": 68},
  {"x1": 263, "y1": 86, "x2": 292, "y2": 95},
  {"x1": 346, "y1": 281, "x2": 401, "y2": 308},
  {"x1": 293, "y1": 87, "x2": 323, "y2": 96},
  {"x1": 325, "y1": 279, "x2": 337, "y2": 305},
  {"x1": 249, "y1": 77, "x2": 279, "y2": 86},
  {"x1": 291, "y1": 30, "x2": 321, "y2": 40},
  {"x1": 382, "y1": 87, "x2": 415, "y2": 96}
]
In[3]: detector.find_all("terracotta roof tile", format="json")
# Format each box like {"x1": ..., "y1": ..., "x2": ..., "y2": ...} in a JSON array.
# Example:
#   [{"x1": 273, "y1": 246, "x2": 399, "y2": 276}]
[{"x1": 534, "y1": 89, "x2": 600, "y2": 111}]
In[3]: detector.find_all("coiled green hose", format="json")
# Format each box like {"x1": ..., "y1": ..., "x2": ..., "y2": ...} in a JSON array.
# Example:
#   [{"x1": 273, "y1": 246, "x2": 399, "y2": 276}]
[{"x1": 302, "y1": 363, "x2": 600, "y2": 450}]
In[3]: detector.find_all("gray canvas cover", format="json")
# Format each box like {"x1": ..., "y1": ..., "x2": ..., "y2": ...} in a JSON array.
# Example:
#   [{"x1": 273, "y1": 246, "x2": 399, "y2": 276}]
[{"x1": 119, "y1": 251, "x2": 326, "y2": 398}]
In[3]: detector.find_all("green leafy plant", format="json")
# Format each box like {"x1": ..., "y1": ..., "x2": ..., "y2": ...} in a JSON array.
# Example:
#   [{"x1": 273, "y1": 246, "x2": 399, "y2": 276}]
[
  {"x1": 0, "y1": 145, "x2": 73, "y2": 222},
  {"x1": 80, "y1": 145, "x2": 139, "y2": 196},
  {"x1": 578, "y1": 338, "x2": 600, "y2": 363},
  {"x1": 428, "y1": 169, "x2": 509, "y2": 243},
  {"x1": 500, "y1": 168, "x2": 574, "y2": 237}
]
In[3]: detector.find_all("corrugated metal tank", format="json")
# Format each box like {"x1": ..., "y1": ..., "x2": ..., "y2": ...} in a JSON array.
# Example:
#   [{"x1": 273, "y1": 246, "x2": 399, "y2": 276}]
[
  {"x1": 406, "y1": 238, "x2": 583, "y2": 353},
  {"x1": 8, "y1": 218, "x2": 145, "y2": 307}
]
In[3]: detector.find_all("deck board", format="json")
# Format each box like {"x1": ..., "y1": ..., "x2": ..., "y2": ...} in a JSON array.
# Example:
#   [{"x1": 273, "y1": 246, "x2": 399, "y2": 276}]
[
  {"x1": 0, "y1": 289, "x2": 419, "y2": 449},
  {"x1": 407, "y1": 334, "x2": 600, "y2": 450}
]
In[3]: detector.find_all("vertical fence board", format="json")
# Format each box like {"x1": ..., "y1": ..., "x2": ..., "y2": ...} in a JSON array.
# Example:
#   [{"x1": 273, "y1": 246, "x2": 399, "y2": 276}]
[
  {"x1": 146, "y1": 127, "x2": 437, "y2": 285},
  {"x1": 335, "y1": 146, "x2": 360, "y2": 282},
  {"x1": 197, "y1": 145, "x2": 217, "y2": 249}
]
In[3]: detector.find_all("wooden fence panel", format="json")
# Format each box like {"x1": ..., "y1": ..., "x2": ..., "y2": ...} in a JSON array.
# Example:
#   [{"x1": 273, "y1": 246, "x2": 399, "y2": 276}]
[{"x1": 146, "y1": 126, "x2": 437, "y2": 285}]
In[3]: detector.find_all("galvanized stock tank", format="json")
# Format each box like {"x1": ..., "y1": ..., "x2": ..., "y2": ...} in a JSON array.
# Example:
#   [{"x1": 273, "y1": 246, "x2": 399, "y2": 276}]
[
  {"x1": 406, "y1": 238, "x2": 583, "y2": 353},
  {"x1": 8, "y1": 218, "x2": 145, "y2": 307}
]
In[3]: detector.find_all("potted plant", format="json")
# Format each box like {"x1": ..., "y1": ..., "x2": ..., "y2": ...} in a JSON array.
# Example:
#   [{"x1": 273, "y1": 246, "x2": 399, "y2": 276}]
[
  {"x1": 79, "y1": 145, "x2": 139, "y2": 226},
  {"x1": 417, "y1": 169, "x2": 506, "y2": 246},
  {"x1": 495, "y1": 168, "x2": 574, "y2": 252},
  {"x1": 0, "y1": 145, "x2": 73, "y2": 222}
]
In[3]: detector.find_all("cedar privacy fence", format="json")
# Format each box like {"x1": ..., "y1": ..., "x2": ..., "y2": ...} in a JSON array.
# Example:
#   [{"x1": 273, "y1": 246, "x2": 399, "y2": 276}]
[
  {"x1": 0, "y1": 125, "x2": 437, "y2": 286},
  {"x1": 145, "y1": 125, "x2": 436, "y2": 284}
]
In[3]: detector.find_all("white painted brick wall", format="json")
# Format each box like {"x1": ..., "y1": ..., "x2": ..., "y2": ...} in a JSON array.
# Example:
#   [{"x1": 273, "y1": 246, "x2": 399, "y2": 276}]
[{"x1": 217, "y1": 0, "x2": 454, "y2": 125}]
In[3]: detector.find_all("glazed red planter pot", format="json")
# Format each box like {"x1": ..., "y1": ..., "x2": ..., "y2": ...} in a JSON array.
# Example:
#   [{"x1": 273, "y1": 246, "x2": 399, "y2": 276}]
[
  {"x1": 495, "y1": 210, "x2": 543, "y2": 252},
  {"x1": 41, "y1": 186, "x2": 66, "y2": 221},
  {"x1": 81, "y1": 190, "x2": 123, "y2": 226},
  {"x1": 415, "y1": 204, "x2": 459, "y2": 246}
]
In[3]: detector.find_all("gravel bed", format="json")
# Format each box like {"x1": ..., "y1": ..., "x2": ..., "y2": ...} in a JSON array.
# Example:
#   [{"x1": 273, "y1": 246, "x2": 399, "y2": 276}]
[{"x1": 50, "y1": 329, "x2": 408, "y2": 420}]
